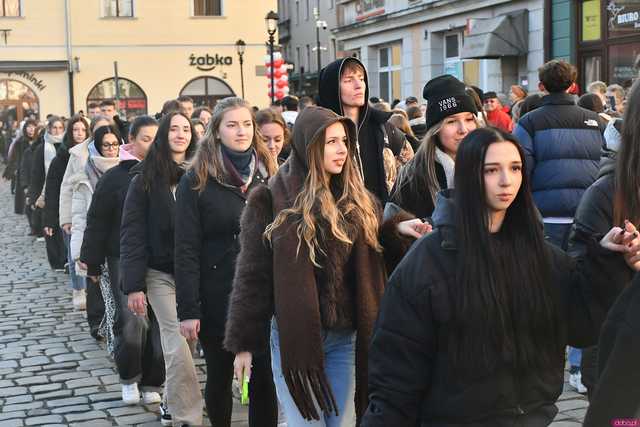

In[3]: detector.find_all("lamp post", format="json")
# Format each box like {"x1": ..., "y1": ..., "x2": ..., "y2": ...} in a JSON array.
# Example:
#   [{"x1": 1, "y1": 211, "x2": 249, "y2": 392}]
[
  {"x1": 235, "y1": 39, "x2": 246, "y2": 99},
  {"x1": 265, "y1": 10, "x2": 279, "y2": 105}
]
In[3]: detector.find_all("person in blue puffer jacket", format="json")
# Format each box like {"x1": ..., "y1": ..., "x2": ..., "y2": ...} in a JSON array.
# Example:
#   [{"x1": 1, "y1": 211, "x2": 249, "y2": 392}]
[{"x1": 514, "y1": 59, "x2": 606, "y2": 250}]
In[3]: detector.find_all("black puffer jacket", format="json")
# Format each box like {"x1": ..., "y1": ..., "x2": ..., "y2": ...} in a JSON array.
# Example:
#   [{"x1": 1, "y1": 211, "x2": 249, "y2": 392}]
[
  {"x1": 4, "y1": 136, "x2": 34, "y2": 214},
  {"x1": 120, "y1": 162, "x2": 184, "y2": 294},
  {"x1": 174, "y1": 165, "x2": 268, "y2": 336},
  {"x1": 20, "y1": 137, "x2": 42, "y2": 204},
  {"x1": 362, "y1": 191, "x2": 628, "y2": 427},
  {"x1": 583, "y1": 275, "x2": 640, "y2": 426},
  {"x1": 389, "y1": 161, "x2": 447, "y2": 220},
  {"x1": 318, "y1": 57, "x2": 394, "y2": 202},
  {"x1": 27, "y1": 135, "x2": 48, "y2": 203},
  {"x1": 80, "y1": 159, "x2": 138, "y2": 277}
]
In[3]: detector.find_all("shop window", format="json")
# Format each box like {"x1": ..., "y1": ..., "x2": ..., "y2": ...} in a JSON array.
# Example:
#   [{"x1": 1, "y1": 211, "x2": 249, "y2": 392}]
[
  {"x1": 0, "y1": 79, "x2": 39, "y2": 127},
  {"x1": 379, "y1": 43, "x2": 401, "y2": 102},
  {"x1": 581, "y1": 0, "x2": 601, "y2": 41},
  {"x1": 608, "y1": 42, "x2": 640, "y2": 86},
  {"x1": 1, "y1": 0, "x2": 20, "y2": 17},
  {"x1": 180, "y1": 76, "x2": 234, "y2": 109},
  {"x1": 444, "y1": 33, "x2": 463, "y2": 81},
  {"x1": 583, "y1": 55, "x2": 602, "y2": 87},
  {"x1": 87, "y1": 78, "x2": 147, "y2": 119},
  {"x1": 193, "y1": 0, "x2": 222, "y2": 16}
]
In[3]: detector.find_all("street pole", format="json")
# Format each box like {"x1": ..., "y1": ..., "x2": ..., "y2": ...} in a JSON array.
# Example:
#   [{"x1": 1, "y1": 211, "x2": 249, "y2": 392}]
[
  {"x1": 269, "y1": 34, "x2": 275, "y2": 105},
  {"x1": 316, "y1": 25, "x2": 321, "y2": 74},
  {"x1": 239, "y1": 53, "x2": 245, "y2": 99},
  {"x1": 113, "y1": 61, "x2": 121, "y2": 116}
]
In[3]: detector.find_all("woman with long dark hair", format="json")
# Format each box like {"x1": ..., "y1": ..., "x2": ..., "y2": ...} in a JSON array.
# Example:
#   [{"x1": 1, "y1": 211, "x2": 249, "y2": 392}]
[
  {"x1": 175, "y1": 97, "x2": 278, "y2": 426},
  {"x1": 120, "y1": 111, "x2": 203, "y2": 426},
  {"x1": 362, "y1": 127, "x2": 639, "y2": 426}
]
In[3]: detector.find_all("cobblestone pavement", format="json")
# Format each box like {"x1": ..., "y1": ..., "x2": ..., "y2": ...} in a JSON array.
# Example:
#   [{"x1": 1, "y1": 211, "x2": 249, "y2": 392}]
[{"x1": 0, "y1": 176, "x2": 588, "y2": 426}]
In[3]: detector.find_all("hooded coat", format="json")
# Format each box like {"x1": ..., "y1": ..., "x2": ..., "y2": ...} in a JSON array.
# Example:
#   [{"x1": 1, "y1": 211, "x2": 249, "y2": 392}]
[
  {"x1": 362, "y1": 190, "x2": 629, "y2": 427},
  {"x1": 80, "y1": 143, "x2": 141, "y2": 277},
  {"x1": 318, "y1": 57, "x2": 395, "y2": 202},
  {"x1": 224, "y1": 106, "x2": 387, "y2": 422},
  {"x1": 3, "y1": 134, "x2": 35, "y2": 214}
]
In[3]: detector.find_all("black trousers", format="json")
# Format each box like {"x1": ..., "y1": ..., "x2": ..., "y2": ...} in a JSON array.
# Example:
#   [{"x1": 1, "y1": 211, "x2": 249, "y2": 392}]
[
  {"x1": 86, "y1": 276, "x2": 105, "y2": 335},
  {"x1": 44, "y1": 224, "x2": 66, "y2": 270},
  {"x1": 108, "y1": 257, "x2": 165, "y2": 388},
  {"x1": 199, "y1": 331, "x2": 278, "y2": 427}
]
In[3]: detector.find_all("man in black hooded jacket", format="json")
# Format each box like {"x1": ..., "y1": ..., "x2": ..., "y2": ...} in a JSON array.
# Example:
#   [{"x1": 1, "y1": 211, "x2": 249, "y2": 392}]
[{"x1": 318, "y1": 57, "x2": 402, "y2": 202}]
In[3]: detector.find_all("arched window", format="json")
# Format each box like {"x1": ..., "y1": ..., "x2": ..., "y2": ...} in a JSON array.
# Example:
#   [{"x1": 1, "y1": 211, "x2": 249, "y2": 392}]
[
  {"x1": 0, "y1": 80, "x2": 39, "y2": 133},
  {"x1": 87, "y1": 77, "x2": 148, "y2": 118},
  {"x1": 180, "y1": 76, "x2": 235, "y2": 109}
]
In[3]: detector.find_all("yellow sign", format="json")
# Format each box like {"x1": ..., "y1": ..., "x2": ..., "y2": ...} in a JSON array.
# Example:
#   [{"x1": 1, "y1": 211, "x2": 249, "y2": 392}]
[{"x1": 582, "y1": 0, "x2": 601, "y2": 41}]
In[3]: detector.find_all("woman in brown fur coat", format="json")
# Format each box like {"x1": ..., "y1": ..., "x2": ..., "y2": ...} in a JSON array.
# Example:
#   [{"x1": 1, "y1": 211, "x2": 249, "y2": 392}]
[{"x1": 224, "y1": 106, "x2": 426, "y2": 426}]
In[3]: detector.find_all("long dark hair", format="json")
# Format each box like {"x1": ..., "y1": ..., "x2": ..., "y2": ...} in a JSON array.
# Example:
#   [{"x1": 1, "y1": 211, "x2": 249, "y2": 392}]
[
  {"x1": 450, "y1": 127, "x2": 561, "y2": 377},
  {"x1": 62, "y1": 115, "x2": 90, "y2": 149},
  {"x1": 141, "y1": 111, "x2": 196, "y2": 190},
  {"x1": 614, "y1": 79, "x2": 640, "y2": 225}
]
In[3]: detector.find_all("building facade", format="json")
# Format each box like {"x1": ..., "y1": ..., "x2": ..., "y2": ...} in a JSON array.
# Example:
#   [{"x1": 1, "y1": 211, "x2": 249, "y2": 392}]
[
  {"x1": 547, "y1": 0, "x2": 640, "y2": 90},
  {"x1": 333, "y1": 0, "x2": 545, "y2": 101},
  {"x1": 278, "y1": 0, "x2": 339, "y2": 96},
  {"x1": 0, "y1": 0, "x2": 276, "y2": 124}
]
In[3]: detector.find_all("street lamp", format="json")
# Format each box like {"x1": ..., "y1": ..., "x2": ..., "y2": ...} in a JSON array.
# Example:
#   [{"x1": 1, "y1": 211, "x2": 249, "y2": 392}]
[
  {"x1": 313, "y1": 8, "x2": 327, "y2": 74},
  {"x1": 235, "y1": 39, "x2": 246, "y2": 99},
  {"x1": 265, "y1": 10, "x2": 279, "y2": 105}
]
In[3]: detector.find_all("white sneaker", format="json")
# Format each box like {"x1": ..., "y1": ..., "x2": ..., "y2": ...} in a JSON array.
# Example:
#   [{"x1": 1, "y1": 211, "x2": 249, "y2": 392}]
[
  {"x1": 569, "y1": 372, "x2": 587, "y2": 394},
  {"x1": 72, "y1": 289, "x2": 86, "y2": 310},
  {"x1": 122, "y1": 383, "x2": 140, "y2": 404},
  {"x1": 36, "y1": 237, "x2": 45, "y2": 242},
  {"x1": 142, "y1": 391, "x2": 161, "y2": 404}
]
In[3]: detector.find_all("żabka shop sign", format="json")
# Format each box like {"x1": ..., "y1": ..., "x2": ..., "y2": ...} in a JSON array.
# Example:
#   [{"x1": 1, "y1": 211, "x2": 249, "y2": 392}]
[
  {"x1": 189, "y1": 54, "x2": 233, "y2": 72},
  {"x1": 4, "y1": 71, "x2": 46, "y2": 91}
]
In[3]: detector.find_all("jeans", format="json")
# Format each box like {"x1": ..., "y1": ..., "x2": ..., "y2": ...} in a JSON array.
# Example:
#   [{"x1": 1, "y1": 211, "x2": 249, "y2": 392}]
[
  {"x1": 568, "y1": 347, "x2": 582, "y2": 370},
  {"x1": 63, "y1": 231, "x2": 84, "y2": 290},
  {"x1": 543, "y1": 222, "x2": 572, "y2": 251},
  {"x1": 108, "y1": 257, "x2": 164, "y2": 391},
  {"x1": 145, "y1": 268, "x2": 203, "y2": 426},
  {"x1": 271, "y1": 320, "x2": 356, "y2": 427},
  {"x1": 199, "y1": 331, "x2": 277, "y2": 427}
]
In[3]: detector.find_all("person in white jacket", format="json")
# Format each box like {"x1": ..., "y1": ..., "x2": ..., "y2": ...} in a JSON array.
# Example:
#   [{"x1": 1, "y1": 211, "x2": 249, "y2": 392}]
[
  {"x1": 59, "y1": 115, "x2": 112, "y2": 331},
  {"x1": 69, "y1": 124, "x2": 120, "y2": 341}
]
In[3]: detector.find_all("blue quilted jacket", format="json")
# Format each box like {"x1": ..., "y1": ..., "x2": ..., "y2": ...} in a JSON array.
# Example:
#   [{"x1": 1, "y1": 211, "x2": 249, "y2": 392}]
[{"x1": 513, "y1": 93, "x2": 606, "y2": 218}]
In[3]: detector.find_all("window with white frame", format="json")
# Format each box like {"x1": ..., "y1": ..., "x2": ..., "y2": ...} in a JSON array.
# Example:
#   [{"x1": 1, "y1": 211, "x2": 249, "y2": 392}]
[
  {"x1": 296, "y1": 46, "x2": 302, "y2": 73},
  {"x1": 306, "y1": 44, "x2": 311, "y2": 73},
  {"x1": 443, "y1": 32, "x2": 463, "y2": 80},
  {"x1": 305, "y1": 0, "x2": 310, "y2": 20},
  {"x1": 378, "y1": 43, "x2": 402, "y2": 102},
  {"x1": 1, "y1": 0, "x2": 20, "y2": 17},
  {"x1": 103, "y1": 0, "x2": 134, "y2": 17},
  {"x1": 193, "y1": 0, "x2": 222, "y2": 16},
  {"x1": 295, "y1": 0, "x2": 299, "y2": 25}
]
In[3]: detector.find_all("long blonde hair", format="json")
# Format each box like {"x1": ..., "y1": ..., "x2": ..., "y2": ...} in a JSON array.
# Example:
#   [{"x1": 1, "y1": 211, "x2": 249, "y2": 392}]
[
  {"x1": 264, "y1": 122, "x2": 382, "y2": 267},
  {"x1": 190, "y1": 97, "x2": 277, "y2": 191}
]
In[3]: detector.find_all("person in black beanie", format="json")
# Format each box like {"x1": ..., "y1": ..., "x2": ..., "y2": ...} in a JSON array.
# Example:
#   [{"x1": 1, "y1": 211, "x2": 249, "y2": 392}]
[
  {"x1": 384, "y1": 75, "x2": 481, "y2": 272},
  {"x1": 317, "y1": 57, "x2": 404, "y2": 202}
]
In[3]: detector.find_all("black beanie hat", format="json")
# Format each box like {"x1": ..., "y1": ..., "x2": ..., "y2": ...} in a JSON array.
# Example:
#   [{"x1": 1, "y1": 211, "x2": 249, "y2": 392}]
[{"x1": 423, "y1": 75, "x2": 478, "y2": 129}]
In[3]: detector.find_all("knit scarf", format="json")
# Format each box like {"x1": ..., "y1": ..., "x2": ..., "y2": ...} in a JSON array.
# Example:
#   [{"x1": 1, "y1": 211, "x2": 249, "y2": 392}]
[
  {"x1": 268, "y1": 154, "x2": 386, "y2": 423},
  {"x1": 435, "y1": 146, "x2": 455, "y2": 188},
  {"x1": 221, "y1": 145, "x2": 257, "y2": 191},
  {"x1": 85, "y1": 142, "x2": 120, "y2": 189}
]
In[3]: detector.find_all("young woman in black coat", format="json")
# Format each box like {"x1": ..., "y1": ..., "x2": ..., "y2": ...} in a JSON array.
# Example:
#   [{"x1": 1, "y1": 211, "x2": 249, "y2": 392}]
[
  {"x1": 120, "y1": 112, "x2": 203, "y2": 426},
  {"x1": 362, "y1": 127, "x2": 640, "y2": 427},
  {"x1": 2, "y1": 119, "x2": 38, "y2": 215},
  {"x1": 175, "y1": 97, "x2": 278, "y2": 426}
]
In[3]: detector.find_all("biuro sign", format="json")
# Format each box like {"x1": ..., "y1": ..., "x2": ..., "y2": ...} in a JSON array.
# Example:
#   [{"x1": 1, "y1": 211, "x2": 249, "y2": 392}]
[{"x1": 189, "y1": 54, "x2": 233, "y2": 71}]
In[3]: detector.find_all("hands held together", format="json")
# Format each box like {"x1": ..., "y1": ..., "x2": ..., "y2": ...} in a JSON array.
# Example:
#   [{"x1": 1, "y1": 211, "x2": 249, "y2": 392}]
[{"x1": 600, "y1": 220, "x2": 640, "y2": 271}]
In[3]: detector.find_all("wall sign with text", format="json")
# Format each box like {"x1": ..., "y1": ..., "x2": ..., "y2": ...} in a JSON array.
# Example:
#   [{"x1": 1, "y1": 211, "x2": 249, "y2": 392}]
[
  {"x1": 608, "y1": 0, "x2": 640, "y2": 38},
  {"x1": 189, "y1": 54, "x2": 233, "y2": 72}
]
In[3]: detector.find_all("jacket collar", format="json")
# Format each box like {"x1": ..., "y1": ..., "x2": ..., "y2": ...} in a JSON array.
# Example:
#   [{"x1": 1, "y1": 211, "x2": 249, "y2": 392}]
[
  {"x1": 540, "y1": 92, "x2": 576, "y2": 107},
  {"x1": 431, "y1": 189, "x2": 458, "y2": 250}
]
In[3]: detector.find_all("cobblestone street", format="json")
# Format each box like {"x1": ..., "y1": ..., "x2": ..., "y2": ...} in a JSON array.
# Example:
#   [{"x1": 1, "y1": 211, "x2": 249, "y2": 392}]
[{"x1": 0, "y1": 176, "x2": 588, "y2": 426}]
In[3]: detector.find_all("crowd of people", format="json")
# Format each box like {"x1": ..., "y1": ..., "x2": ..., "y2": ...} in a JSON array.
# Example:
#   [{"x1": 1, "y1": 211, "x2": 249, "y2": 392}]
[{"x1": 1, "y1": 56, "x2": 640, "y2": 427}]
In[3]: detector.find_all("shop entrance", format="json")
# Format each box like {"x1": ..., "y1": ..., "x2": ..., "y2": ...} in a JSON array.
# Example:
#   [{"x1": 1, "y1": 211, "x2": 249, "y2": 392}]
[
  {"x1": 180, "y1": 76, "x2": 235, "y2": 109},
  {"x1": 0, "y1": 79, "x2": 40, "y2": 140}
]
